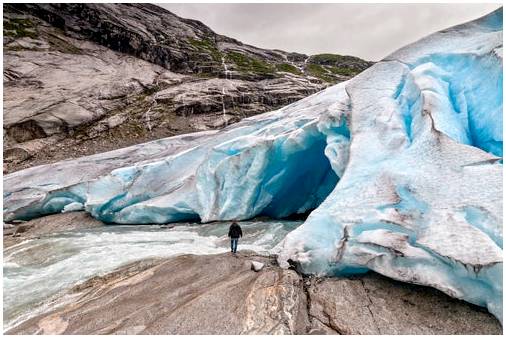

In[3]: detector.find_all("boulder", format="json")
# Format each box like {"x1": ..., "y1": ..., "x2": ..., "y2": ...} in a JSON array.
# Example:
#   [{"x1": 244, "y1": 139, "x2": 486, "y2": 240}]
[{"x1": 250, "y1": 260, "x2": 264, "y2": 272}]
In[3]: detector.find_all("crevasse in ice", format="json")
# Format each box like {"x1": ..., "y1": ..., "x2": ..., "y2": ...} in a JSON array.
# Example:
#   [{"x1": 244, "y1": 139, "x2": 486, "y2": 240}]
[{"x1": 3, "y1": 9, "x2": 503, "y2": 320}]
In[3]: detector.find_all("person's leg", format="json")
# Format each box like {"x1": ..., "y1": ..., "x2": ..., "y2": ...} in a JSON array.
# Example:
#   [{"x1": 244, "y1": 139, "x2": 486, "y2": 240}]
[
  {"x1": 234, "y1": 238, "x2": 238, "y2": 253},
  {"x1": 232, "y1": 238, "x2": 238, "y2": 253},
  {"x1": 230, "y1": 239, "x2": 234, "y2": 252}
]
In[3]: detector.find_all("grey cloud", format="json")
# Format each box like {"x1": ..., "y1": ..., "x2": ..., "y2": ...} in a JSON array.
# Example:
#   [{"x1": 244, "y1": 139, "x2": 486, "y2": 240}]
[{"x1": 157, "y1": 3, "x2": 501, "y2": 61}]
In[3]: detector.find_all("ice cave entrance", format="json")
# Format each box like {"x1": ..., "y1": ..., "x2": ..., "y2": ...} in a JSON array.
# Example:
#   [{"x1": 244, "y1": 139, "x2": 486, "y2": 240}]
[{"x1": 255, "y1": 136, "x2": 339, "y2": 220}]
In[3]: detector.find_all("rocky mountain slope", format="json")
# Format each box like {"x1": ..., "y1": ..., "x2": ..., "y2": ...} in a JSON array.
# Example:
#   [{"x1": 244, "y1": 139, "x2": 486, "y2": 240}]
[
  {"x1": 3, "y1": 3, "x2": 372, "y2": 172},
  {"x1": 6, "y1": 250, "x2": 501, "y2": 334}
]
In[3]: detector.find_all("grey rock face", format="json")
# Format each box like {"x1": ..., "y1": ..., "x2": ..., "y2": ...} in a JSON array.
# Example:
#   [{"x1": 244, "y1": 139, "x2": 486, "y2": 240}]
[
  {"x1": 3, "y1": 4, "x2": 372, "y2": 173},
  {"x1": 6, "y1": 3, "x2": 373, "y2": 78},
  {"x1": 3, "y1": 211, "x2": 104, "y2": 248},
  {"x1": 7, "y1": 253, "x2": 309, "y2": 335},
  {"x1": 307, "y1": 274, "x2": 502, "y2": 335},
  {"x1": 4, "y1": 37, "x2": 164, "y2": 140},
  {"x1": 6, "y1": 253, "x2": 502, "y2": 335}
]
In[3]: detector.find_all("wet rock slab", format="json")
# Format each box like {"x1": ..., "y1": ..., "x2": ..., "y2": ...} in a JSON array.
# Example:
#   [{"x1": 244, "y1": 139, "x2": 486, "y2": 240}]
[
  {"x1": 6, "y1": 252, "x2": 502, "y2": 335},
  {"x1": 3, "y1": 211, "x2": 104, "y2": 248},
  {"x1": 7, "y1": 252, "x2": 308, "y2": 334}
]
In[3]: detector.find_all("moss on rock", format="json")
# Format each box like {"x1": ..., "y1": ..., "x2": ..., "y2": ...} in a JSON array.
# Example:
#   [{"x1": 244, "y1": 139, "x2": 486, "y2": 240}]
[
  {"x1": 276, "y1": 63, "x2": 303, "y2": 75},
  {"x1": 3, "y1": 17, "x2": 38, "y2": 39},
  {"x1": 225, "y1": 51, "x2": 275, "y2": 76},
  {"x1": 188, "y1": 37, "x2": 222, "y2": 62}
]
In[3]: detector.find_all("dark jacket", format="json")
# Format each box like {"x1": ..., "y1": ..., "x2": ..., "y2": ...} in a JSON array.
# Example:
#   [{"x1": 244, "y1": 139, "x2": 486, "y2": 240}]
[{"x1": 228, "y1": 222, "x2": 243, "y2": 238}]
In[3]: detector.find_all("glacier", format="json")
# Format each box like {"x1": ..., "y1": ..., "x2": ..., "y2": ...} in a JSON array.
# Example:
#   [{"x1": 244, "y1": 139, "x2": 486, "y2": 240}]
[{"x1": 3, "y1": 9, "x2": 503, "y2": 320}]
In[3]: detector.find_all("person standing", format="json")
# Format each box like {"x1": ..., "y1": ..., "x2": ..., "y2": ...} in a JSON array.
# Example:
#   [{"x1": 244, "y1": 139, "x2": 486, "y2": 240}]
[{"x1": 228, "y1": 221, "x2": 243, "y2": 254}]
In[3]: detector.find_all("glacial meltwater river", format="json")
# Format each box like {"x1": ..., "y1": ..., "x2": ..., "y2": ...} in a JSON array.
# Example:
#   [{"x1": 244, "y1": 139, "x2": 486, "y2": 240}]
[{"x1": 3, "y1": 220, "x2": 301, "y2": 331}]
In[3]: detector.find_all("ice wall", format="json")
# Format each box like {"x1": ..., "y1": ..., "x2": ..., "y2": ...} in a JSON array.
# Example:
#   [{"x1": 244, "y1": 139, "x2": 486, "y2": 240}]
[
  {"x1": 3, "y1": 8, "x2": 503, "y2": 321},
  {"x1": 278, "y1": 8, "x2": 503, "y2": 321},
  {"x1": 4, "y1": 85, "x2": 346, "y2": 224}
]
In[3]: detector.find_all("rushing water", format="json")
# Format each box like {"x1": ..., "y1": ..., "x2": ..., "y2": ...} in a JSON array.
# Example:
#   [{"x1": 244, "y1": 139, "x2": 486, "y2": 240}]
[{"x1": 3, "y1": 220, "x2": 301, "y2": 330}]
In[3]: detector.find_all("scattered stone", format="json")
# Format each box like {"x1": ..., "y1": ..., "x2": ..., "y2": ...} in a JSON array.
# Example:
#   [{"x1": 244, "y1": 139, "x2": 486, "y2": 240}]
[
  {"x1": 13, "y1": 224, "x2": 31, "y2": 236},
  {"x1": 250, "y1": 260, "x2": 264, "y2": 272},
  {"x1": 159, "y1": 224, "x2": 175, "y2": 229},
  {"x1": 3, "y1": 223, "x2": 15, "y2": 229}
]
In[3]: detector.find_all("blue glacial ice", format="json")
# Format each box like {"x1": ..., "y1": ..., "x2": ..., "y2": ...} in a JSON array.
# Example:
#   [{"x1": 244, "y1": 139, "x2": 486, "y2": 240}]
[
  {"x1": 3, "y1": 8, "x2": 503, "y2": 320},
  {"x1": 278, "y1": 8, "x2": 503, "y2": 321},
  {"x1": 4, "y1": 88, "x2": 342, "y2": 224}
]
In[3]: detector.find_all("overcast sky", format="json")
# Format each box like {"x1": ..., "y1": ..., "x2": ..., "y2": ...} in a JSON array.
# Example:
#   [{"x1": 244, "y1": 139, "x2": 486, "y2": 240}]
[{"x1": 158, "y1": 3, "x2": 501, "y2": 61}]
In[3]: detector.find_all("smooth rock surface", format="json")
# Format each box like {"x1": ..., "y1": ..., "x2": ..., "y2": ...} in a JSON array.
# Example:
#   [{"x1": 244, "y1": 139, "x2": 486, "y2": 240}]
[
  {"x1": 6, "y1": 253, "x2": 502, "y2": 335},
  {"x1": 6, "y1": 252, "x2": 309, "y2": 335},
  {"x1": 307, "y1": 274, "x2": 502, "y2": 335},
  {"x1": 3, "y1": 211, "x2": 104, "y2": 248}
]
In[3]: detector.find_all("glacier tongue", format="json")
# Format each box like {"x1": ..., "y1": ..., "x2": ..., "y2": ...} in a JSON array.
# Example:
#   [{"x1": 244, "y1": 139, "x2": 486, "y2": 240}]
[
  {"x1": 3, "y1": 8, "x2": 503, "y2": 321},
  {"x1": 4, "y1": 84, "x2": 346, "y2": 224},
  {"x1": 278, "y1": 8, "x2": 503, "y2": 321}
]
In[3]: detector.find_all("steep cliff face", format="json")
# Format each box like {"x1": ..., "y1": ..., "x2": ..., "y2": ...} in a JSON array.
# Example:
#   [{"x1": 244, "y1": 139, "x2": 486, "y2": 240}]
[
  {"x1": 6, "y1": 3, "x2": 372, "y2": 80},
  {"x1": 3, "y1": 3, "x2": 373, "y2": 172}
]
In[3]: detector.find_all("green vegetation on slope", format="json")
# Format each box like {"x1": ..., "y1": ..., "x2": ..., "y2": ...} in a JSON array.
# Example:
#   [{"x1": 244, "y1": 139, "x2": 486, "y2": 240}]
[
  {"x1": 305, "y1": 63, "x2": 335, "y2": 82},
  {"x1": 310, "y1": 53, "x2": 345, "y2": 63},
  {"x1": 309, "y1": 53, "x2": 366, "y2": 77},
  {"x1": 327, "y1": 66, "x2": 358, "y2": 76},
  {"x1": 275, "y1": 63, "x2": 303, "y2": 75},
  {"x1": 188, "y1": 37, "x2": 222, "y2": 62},
  {"x1": 309, "y1": 53, "x2": 364, "y2": 64},
  {"x1": 3, "y1": 17, "x2": 37, "y2": 39},
  {"x1": 225, "y1": 51, "x2": 275, "y2": 76}
]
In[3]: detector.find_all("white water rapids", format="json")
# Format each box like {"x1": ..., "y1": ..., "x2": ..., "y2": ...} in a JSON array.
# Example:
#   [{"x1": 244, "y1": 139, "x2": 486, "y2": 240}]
[{"x1": 3, "y1": 220, "x2": 301, "y2": 330}]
